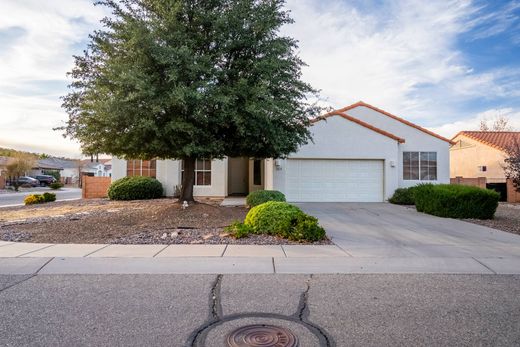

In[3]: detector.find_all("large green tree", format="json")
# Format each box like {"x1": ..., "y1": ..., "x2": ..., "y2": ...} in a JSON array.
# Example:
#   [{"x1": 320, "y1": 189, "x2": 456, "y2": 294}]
[{"x1": 62, "y1": 0, "x2": 319, "y2": 201}]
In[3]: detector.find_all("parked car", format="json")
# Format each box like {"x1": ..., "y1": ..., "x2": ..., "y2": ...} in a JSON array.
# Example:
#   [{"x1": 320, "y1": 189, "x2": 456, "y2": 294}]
[
  {"x1": 16, "y1": 176, "x2": 40, "y2": 187},
  {"x1": 35, "y1": 175, "x2": 57, "y2": 186}
]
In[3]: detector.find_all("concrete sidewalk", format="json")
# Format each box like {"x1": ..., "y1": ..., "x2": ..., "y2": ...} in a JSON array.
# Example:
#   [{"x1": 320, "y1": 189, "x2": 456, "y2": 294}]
[
  {"x1": 0, "y1": 242, "x2": 347, "y2": 258},
  {"x1": 1, "y1": 255, "x2": 519, "y2": 275},
  {"x1": 1, "y1": 241, "x2": 520, "y2": 274}
]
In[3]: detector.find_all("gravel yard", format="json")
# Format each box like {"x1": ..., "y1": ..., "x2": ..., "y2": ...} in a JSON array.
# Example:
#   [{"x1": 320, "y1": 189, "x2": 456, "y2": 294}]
[
  {"x1": 464, "y1": 203, "x2": 520, "y2": 235},
  {"x1": 0, "y1": 199, "x2": 331, "y2": 245}
]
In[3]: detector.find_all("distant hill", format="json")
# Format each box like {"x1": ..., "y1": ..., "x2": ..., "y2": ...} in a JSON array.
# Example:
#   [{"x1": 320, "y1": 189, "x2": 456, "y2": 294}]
[{"x1": 0, "y1": 147, "x2": 75, "y2": 161}]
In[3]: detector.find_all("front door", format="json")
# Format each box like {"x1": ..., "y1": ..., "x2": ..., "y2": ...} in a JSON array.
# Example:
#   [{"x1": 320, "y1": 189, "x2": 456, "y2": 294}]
[{"x1": 228, "y1": 157, "x2": 248, "y2": 195}]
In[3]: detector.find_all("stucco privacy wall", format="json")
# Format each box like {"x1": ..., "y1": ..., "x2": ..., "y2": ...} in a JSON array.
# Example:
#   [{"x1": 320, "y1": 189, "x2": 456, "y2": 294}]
[
  {"x1": 346, "y1": 106, "x2": 451, "y2": 188},
  {"x1": 450, "y1": 135, "x2": 507, "y2": 180},
  {"x1": 111, "y1": 157, "x2": 228, "y2": 197},
  {"x1": 273, "y1": 115, "x2": 400, "y2": 200}
]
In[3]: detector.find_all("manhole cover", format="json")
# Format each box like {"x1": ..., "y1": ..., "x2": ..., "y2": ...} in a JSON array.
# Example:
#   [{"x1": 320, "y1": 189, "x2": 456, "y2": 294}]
[{"x1": 227, "y1": 324, "x2": 298, "y2": 347}]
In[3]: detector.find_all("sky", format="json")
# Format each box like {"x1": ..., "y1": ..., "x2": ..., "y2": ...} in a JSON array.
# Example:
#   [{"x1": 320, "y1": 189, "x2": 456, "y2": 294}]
[{"x1": 0, "y1": 0, "x2": 519, "y2": 157}]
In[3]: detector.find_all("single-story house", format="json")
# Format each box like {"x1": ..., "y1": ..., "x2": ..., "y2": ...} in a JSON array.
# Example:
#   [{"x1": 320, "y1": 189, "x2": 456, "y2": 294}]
[
  {"x1": 29, "y1": 158, "x2": 64, "y2": 177},
  {"x1": 450, "y1": 131, "x2": 520, "y2": 201},
  {"x1": 81, "y1": 159, "x2": 112, "y2": 177},
  {"x1": 111, "y1": 101, "x2": 453, "y2": 202}
]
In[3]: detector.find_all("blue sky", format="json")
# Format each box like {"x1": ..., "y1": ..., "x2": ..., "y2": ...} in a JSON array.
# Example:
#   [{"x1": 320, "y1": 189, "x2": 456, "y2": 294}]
[{"x1": 0, "y1": 0, "x2": 519, "y2": 157}]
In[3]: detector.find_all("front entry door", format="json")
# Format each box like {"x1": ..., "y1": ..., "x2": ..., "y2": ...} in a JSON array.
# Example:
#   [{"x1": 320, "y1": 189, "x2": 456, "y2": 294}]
[{"x1": 228, "y1": 157, "x2": 248, "y2": 195}]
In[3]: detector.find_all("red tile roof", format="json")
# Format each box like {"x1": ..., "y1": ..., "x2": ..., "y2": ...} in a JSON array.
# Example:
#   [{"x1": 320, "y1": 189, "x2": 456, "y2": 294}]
[
  {"x1": 339, "y1": 101, "x2": 455, "y2": 144},
  {"x1": 312, "y1": 111, "x2": 406, "y2": 143},
  {"x1": 452, "y1": 131, "x2": 520, "y2": 152}
]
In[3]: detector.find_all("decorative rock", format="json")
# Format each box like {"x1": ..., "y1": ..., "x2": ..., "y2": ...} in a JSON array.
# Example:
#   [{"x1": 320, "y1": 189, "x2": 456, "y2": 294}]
[
  {"x1": 170, "y1": 231, "x2": 179, "y2": 238},
  {"x1": 219, "y1": 232, "x2": 231, "y2": 238},
  {"x1": 202, "y1": 213, "x2": 209, "y2": 218},
  {"x1": 160, "y1": 233, "x2": 168, "y2": 239},
  {"x1": 202, "y1": 234, "x2": 213, "y2": 240}
]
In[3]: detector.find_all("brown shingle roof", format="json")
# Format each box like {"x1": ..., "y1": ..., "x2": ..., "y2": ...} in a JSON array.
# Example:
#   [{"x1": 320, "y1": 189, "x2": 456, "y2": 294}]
[{"x1": 452, "y1": 131, "x2": 520, "y2": 152}]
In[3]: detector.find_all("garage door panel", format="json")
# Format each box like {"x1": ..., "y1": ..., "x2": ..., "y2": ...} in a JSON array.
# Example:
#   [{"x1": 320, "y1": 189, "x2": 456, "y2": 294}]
[{"x1": 286, "y1": 159, "x2": 384, "y2": 202}]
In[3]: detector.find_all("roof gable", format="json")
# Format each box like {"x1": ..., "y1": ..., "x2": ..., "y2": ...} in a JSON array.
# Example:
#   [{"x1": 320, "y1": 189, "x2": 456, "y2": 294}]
[
  {"x1": 338, "y1": 101, "x2": 455, "y2": 145},
  {"x1": 312, "y1": 111, "x2": 405, "y2": 143},
  {"x1": 452, "y1": 131, "x2": 520, "y2": 152}
]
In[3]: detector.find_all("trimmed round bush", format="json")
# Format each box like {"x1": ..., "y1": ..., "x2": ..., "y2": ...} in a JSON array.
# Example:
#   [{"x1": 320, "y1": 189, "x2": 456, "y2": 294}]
[
  {"x1": 108, "y1": 176, "x2": 163, "y2": 200},
  {"x1": 244, "y1": 201, "x2": 327, "y2": 242},
  {"x1": 245, "y1": 201, "x2": 304, "y2": 236},
  {"x1": 246, "y1": 190, "x2": 286, "y2": 207},
  {"x1": 414, "y1": 184, "x2": 499, "y2": 219},
  {"x1": 388, "y1": 187, "x2": 417, "y2": 205}
]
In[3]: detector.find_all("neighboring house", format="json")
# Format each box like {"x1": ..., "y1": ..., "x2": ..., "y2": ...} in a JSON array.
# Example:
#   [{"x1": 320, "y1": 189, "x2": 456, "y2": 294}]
[
  {"x1": 25, "y1": 158, "x2": 80, "y2": 184},
  {"x1": 59, "y1": 159, "x2": 81, "y2": 184},
  {"x1": 450, "y1": 131, "x2": 520, "y2": 180},
  {"x1": 81, "y1": 159, "x2": 112, "y2": 177},
  {"x1": 30, "y1": 158, "x2": 64, "y2": 177},
  {"x1": 450, "y1": 131, "x2": 520, "y2": 201},
  {"x1": 111, "y1": 101, "x2": 453, "y2": 202}
]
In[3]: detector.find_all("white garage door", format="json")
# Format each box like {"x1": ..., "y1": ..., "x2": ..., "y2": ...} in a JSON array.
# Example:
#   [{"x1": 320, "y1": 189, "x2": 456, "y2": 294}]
[{"x1": 285, "y1": 159, "x2": 384, "y2": 202}]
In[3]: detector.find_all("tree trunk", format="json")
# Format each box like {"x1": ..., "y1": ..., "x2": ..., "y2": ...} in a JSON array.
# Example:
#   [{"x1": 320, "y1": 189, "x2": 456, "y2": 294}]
[{"x1": 180, "y1": 157, "x2": 196, "y2": 202}]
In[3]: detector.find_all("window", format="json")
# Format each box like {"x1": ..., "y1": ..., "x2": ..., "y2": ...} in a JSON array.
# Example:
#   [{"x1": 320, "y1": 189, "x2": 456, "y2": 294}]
[
  {"x1": 403, "y1": 152, "x2": 437, "y2": 180},
  {"x1": 253, "y1": 160, "x2": 262, "y2": 186},
  {"x1": 126, "y1": 159, "x2": 157, "y2": 178},
  {"x1": 478, "y1": 166, "x2": 487, "y2": 172},
  {"x1": 181, "y1": 159, "x2": 211, "y2": 186}
]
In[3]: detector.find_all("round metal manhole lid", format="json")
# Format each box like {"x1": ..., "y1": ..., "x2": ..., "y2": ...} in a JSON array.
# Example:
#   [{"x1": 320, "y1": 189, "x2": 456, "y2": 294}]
[{"x1": 227, "y1": 324, "x2": 298, "y2": 347}]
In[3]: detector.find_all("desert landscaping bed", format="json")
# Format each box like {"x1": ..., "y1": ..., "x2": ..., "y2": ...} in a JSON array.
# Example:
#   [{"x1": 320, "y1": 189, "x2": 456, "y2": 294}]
[
  {"x1": 0, "y1": 198, "x2": 331, "y2": 245},
  {"x1": 463, "y1": 203, "x2": 520, "y2": 236}
]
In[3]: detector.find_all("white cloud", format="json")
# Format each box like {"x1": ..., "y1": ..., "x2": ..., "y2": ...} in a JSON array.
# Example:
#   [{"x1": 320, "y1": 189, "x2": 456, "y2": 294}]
[
  {"x1": 283, "y1": 0, "x2": 520, "y2": 132},
  {"x1": 429, "y1": 108, "x2": 520, "y2": 138},
  {"x1": 0, "y1": 0, "x2": 107, "y2": 157}
]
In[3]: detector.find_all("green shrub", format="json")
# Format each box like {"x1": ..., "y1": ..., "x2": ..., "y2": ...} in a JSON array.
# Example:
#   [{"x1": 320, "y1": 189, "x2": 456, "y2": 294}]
[
  {"x1": 49, "y1": 182, "x2": 63, "y2": 190},
  {"x1": 246, "y1": 190, "x2": 286, "y2": 207},
  {"x1": 42, "y1": 192, "x2": 56, "y2": 202},
  {"x1": 388, "y1": 187, "x2": 417, "y2": 205},
  {"x1": 244, "y1": 201, "x2": 327, "y2": 242},
  {"x1": 108, "y1": 176, "x2": 163, "y2": 200},
  {"x1": 245, "y1": 201, "x2": 304, "y2": 235},
  {"x1": 414, "y1": 184, "x2": 499, "y2": 219},
  {"x1": 24, "y1": 194, "x2": 45, "y2": 205},
  {"x1": 224, "y1": 221, "x2": 253, "y2": 239},
  {"x1": 290, "y1": 214, "x2": 326, "y2": 242}
]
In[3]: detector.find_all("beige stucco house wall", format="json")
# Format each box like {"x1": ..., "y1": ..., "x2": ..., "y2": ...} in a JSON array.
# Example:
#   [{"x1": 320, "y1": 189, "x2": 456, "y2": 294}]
[{"x1": 450, "y1": 134, "x2": 507, "y2": 180}]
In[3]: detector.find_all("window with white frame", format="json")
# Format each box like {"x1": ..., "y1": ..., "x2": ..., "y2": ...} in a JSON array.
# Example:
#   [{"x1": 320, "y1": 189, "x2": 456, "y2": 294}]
[
  {"x1": 403, "y1": 152, "x2": 437, "y2": 180},
  {"x1": 181, "y1": 159, "x2": 211, "y2": 186}
]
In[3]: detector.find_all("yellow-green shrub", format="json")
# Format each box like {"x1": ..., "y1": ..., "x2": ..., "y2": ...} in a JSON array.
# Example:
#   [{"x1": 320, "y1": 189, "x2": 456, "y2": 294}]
[{"x1": 24, "y1": 194, "x2": 45, "y2": 205}]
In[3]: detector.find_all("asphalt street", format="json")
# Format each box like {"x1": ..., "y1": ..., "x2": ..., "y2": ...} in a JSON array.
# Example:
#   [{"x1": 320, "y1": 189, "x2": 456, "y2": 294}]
[
  {"x1": 0, "y1": 188, "x2": 81, "y2": 206},
  {"x1": 1, "y1": 274, "x2": 519, "y2": 346}
]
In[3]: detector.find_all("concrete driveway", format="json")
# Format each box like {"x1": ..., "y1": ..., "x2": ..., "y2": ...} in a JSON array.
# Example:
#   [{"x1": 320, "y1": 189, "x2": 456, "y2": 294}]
[{"x1": 298, "y1": 203, "x2": 520, "y2": 259}]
